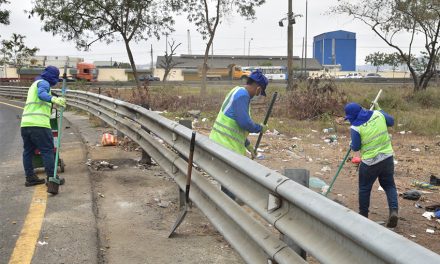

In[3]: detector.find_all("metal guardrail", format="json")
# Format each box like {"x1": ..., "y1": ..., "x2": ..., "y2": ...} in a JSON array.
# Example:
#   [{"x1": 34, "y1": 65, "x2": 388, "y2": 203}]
[{"x1": 1, "y1": 85, "x2": 439, "y2": 264}]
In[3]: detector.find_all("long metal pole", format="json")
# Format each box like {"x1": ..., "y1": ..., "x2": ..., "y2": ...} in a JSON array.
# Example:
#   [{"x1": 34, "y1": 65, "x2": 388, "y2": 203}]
[{"x1": 287, "y1": 0, "x2": 294, "y2": 91}]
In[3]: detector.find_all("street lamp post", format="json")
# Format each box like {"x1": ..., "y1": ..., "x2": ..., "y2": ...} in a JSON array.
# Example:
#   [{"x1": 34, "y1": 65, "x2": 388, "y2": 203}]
[
  {"x1": 248, "y1": 38, "x2": 253, "y2": 66},
  {"x1": 279, "y1": 3, "x2": 302, "y2": 90}
]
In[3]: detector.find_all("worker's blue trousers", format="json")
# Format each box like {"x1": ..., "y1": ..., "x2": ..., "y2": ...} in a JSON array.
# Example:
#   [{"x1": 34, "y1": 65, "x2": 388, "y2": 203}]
[
  {"x1": 21, "y1": 127, "x2": 54, "y2": 179},
  {"x1": 358, "y1": 156, "x2": 398, "y2": 217}
]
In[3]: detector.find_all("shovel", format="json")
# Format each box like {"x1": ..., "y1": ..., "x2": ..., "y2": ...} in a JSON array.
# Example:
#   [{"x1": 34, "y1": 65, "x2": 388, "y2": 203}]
[
  {"x1": 324, "y1": 89, "x2": 383, "y2": 197},
  {"x1": 168, "y1": 131, "x2": 196, "y2": 238},
  {"x1": 253, "y1": 92, "x2": 278, "y2": 159}
]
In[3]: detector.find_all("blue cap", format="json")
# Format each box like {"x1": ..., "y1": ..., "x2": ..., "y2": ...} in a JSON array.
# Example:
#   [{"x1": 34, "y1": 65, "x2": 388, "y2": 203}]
[
  {"x1": 249, "y1": 70, "x2": 268, "y2": 96},
  {"x1": 39, "y1": 66, "x2": 60, "y2": 86},
  {"x1": 344, "y1": 102, "x2": 362, "y2": 123}
]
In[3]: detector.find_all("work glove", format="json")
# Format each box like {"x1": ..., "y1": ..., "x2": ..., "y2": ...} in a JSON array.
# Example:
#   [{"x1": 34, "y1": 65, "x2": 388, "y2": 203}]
[
  {"x1": 51, "y1": 97, "x2": 66, "y2": 108},
  {"x1": 259, "y1": 123, "x2": 268, "y2": 133},
  {"x1": 371, "y1": 101, "x2": 381, "y2": 110},
  {"x1": 246, "y1": 144, "x2": 257, "y2": 159}
]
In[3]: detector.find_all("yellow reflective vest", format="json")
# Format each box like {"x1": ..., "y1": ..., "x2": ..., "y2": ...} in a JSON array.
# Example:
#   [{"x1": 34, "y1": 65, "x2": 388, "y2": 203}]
[
  {"x1": 359, "y1": 111, "x2": 393, "y2": 159},
  {"x1": 209, "y1": 87, "x2": 249, "y2": 155},
  {"x1": 20, "y1": 80, "x2": 52, "y2": 129}
]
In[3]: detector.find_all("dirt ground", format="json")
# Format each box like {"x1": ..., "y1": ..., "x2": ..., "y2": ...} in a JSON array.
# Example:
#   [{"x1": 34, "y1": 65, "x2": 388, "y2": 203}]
[
  {"x1": 73, "y1": 117, "x2": 243, "y2": 263},
  {"x1": 198, "y1": 124, "x2": 440, "y2": 254},
  {"x1": 77, "y1": 111, "x2": 440, "y2": 261}
]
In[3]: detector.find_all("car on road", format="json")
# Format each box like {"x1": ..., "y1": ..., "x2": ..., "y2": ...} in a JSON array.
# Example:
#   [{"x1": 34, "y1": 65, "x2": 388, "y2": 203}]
[
  {"x1": 139, "y1": 75, "x2": 160, "y2": 81},
  {"x1": 338, "y1": 72, "x2": 363, "y2": 79},
  {"x1": 364, "y1": 73, "x2": 383, "y2": 78}
]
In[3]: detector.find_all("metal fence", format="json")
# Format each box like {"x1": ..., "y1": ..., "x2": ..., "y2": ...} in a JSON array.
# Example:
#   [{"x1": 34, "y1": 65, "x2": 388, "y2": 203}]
[{"x1": 1, "y1": 85, "x2": 439, "y2": 264}]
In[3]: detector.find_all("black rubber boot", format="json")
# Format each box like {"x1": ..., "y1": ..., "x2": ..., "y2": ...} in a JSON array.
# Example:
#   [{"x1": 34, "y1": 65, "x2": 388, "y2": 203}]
[
  {"x1": 25, "y1": 175, "x2": 46, "y2": 187},
  {"x1": 386, "y1": 208, "x2": 398, "y2": 228}
]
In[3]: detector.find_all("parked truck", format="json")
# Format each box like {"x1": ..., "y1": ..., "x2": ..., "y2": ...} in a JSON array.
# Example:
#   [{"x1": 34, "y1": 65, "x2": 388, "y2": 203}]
[
  {"x1": 200, "y1": 65, "x2": 251, "y2": 80},
  {"x1": 70, "y1": 62, "x2": 98, "y2": 81}
]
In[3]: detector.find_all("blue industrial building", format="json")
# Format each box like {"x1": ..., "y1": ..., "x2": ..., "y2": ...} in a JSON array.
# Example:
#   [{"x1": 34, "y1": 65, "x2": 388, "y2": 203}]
[{"x1": 313, "y1": 30, "x2": 356, "y2": 71}]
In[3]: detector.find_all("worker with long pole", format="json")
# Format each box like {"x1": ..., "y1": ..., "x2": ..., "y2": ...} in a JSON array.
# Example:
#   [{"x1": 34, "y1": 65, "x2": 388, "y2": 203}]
[
  {"x1": 209, "y1": 70, "x2": 269, "y2": 201},
  {"x1": 344, "y1": 91, "x2": 398, "y2": 228}
]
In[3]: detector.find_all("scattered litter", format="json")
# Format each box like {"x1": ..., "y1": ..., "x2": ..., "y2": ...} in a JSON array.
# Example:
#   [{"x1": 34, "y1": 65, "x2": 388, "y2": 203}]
[
  {"x1": 265, "y1": 129, "x2": 280, "y2": 136},
  {"x1": 415, "y1": 203, "x2": 423, "y2": 209},
  {"x1": 291, "y1": 137, "x2": 302, "y2": 140},
  {"x1": 422, "y1": 212, "x2": 435, "y2": 220},
  {"x1": 410, "y1": 235, "x2": 416, "y2": 238},
  {"x1": 321, "y1": 185, "x2": 329, "y2": 194},
  {"x1": 98, "y1": 193, "x2": 105, "y2": 198},
  {"x1": 101, "y1": 133, "x2": 117, "y2": 146},
  {"x1": 87, "y1": 160, "x2": 118, "y2": 170},
  {"x1": 397, "y1": 123, "x2": 403, "y2": 127},
  {"x1": 435, "y1": 210, "x2": 440, "y2": 219},
  {"x1": 202, "y1": 118, "x2": 207, "y2": 122},
  {"x1": 12, "y1": 221, "x2": 16, "y2": 224},
  {"x1": 257, "y1": 148, "x2": 265, "y2": 152},
  {"x1": 320, "y1": 166, "x2": 331, "y2": 172},
  {"x1": 399, "y1": 131, "x2": 406, "y2": 134},
  {"x1": 187, "y1": 110, "x2": 201, "y2": 118},
  {"x1": 430, "y1": 175, "x2": 440, "y2": 186},
  {"x1": 309, "y1": 177, "x2": 327, "y2": 189},
  {"x1": 394, "y1": 160, "x2": 398, "y2": 165},
  {"x1": 412, "y1": 180, "x2": 437, "y2": 190},
  {"x1": 378, "y1": 185, "x2": 384, "y2": 191},
  {"x1": 158, "y1": 201, "x2": 171, "y2": 208},
  {"x1": 311, "y1": 129, "x2": 318, "y2": 133},
  {"x1": 37, "y1": 241, "x2": 48, "y2": 246},
  {"x1": 426, "y1": 229, "x2": 435, "y2": 234},
  {"x1": 256, "y1": 153, "x2": 265, "y2": 160},
  {"x1": 322, "y1": 128, "x2": 334, "y2": 133},
  {"x1": 402, "y1": 190, "x2": 421, "y2": 200},
  {"x1": 425, "y1": 204, "x2": 440, "y2": 212},
  {"x1": 410, "y1": 145, "x2": 420, "y2": 152}
]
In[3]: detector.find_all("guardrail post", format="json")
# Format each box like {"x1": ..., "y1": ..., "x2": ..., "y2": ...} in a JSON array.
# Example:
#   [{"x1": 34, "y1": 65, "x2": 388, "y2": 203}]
[
  {"x1": 177, "y1": 119, "x2": 193, "y2": 209},
  {"x1": 280, "y1": 168, "x2": 309, "y2": 261}
]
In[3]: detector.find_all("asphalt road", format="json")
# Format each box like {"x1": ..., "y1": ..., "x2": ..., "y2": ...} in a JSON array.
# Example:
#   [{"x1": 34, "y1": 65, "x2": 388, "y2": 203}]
[{"x1": 0, "y1": 98, "x2": 98, "y2": 264}]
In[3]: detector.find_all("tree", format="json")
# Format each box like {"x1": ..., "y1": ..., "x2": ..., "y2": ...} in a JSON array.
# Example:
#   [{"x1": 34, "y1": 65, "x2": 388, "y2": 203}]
[
  {"x1": 176, "y1": 0, "x2": 266, "y2": 95},
  {"x1": 385, "y1": 52, "x2": 405, "y2": 78},
  {"x1": 29, "y1": 0, "x2": 174, "y2": 88},
  {"x1": 159, "y1": 39, "x2": 183, "y2": 82},
  {"x1": 365, "y1": 51, "x2": 387, "y2": 72},
  {"x1": 0, "y1": 0, "x2": 10, "y2": 25},
  {"x1": 0, "y1": 33, "x2": 39, "y2": 68},
  {"x1": 331, "y1": 0, "x2": 440, "y2": 92}
]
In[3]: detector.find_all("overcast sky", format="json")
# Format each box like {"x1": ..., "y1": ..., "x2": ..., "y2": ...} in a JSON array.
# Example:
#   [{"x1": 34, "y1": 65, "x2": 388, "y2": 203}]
[{"x1": 1, "y1": 0, "x2": 426, "y2": 66}]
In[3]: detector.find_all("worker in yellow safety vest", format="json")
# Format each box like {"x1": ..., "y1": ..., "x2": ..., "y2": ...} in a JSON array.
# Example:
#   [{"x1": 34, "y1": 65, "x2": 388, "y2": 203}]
[
  {"x1": 21, "y1": 66, "x2": 66, "y2": 187},
  {"x1": 345, "y1": 101, "x2": 398, "y2": 228},
  {"x1": 209, "y1": 70, "x2": 268, "y2": 200}
]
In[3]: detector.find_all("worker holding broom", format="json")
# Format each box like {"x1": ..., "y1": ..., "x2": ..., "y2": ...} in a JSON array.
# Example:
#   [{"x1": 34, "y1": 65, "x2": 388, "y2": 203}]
[
  {"x1": 344, "y1": 101, "x2": 398, "y2": 228},
  {"x1": 21, "y1": 66, "x2": 66, "y2": 186},
  {"x1": 209, "y1": 70, "x2": 268, "y2": 200}
]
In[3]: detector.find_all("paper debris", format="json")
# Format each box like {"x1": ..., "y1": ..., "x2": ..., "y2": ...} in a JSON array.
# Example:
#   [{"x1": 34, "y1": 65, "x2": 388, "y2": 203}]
[{"x1": 426, "y1": 229, "x2": 435, "y2": 234}]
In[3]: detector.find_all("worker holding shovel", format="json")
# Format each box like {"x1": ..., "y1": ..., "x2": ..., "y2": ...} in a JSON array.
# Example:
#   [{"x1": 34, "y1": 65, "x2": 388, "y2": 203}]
[
  {"x1": 344, "y1": 100, "x2": 398, "y2": 228},
  {"x1": 21, "y1": 66, "x2": 66, "y2": 187},
  {"x1": 209, "y1": 70, "x2": 269, "y2": 200}
]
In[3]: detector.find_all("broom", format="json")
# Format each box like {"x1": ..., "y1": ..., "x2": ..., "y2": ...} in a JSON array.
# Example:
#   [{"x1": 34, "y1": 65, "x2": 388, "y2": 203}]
[{"x1": 47, "y1": 62, "x2": 68, "y2": 195}]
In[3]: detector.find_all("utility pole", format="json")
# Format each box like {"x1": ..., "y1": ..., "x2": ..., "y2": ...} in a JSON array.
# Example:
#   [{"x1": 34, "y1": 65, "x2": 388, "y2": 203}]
[
  {"x1": 287, "y1": 0, "x2": 294, "y2": 90},
  {"x1": 248, "y1": 38, "x2": 253, "y2": 66},
  {"x1": 150, "y1": 44, "x2": 154, "y2": 72},
  {"x1": 304, "y1": 0, "x2": 308, "y2": 77},
  {"x1": 187, "y1": 29, "x2": 192, "y2": 55}
]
